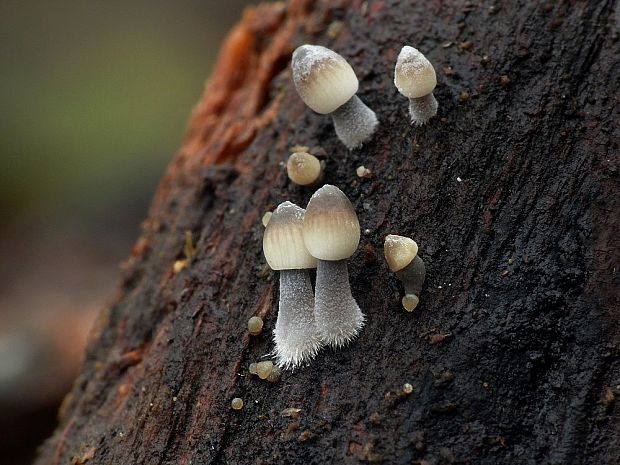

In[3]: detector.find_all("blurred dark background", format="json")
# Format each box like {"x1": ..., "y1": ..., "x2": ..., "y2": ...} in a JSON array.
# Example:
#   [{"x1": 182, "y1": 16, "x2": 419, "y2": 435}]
[{"x1": 0, "y1": 1, "x2": 251, "y2": 462}]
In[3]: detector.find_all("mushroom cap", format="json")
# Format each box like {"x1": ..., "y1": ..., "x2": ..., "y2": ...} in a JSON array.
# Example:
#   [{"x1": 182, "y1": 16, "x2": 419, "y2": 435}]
[
  {"x1": 292, "y1": 45, "x2": 359, "y2": 114},
  {"x1": 303, "y1": 184, "x2": 360, "y2": 261},
  {"x1": 384, "y1": 234, "x2": 418, "y2": 272},
  {"x1": 394, "y1": 46, "x2": 437, "y2": 99},
  {"x1": 287, "y1": 152, "x2": 322, "y2": 186},
  {"x1": 263, "y1": 201, "x2": 318, "y2": 270}
]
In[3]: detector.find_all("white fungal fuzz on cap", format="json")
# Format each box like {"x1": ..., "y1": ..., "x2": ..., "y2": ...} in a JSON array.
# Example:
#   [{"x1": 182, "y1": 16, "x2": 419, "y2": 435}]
[
  {"x1": 303, "y1": 185, "x2": 364, "y2": 347},
  {"x1": 287, "y1": 152, "x2": 323, "y2": 186},
  {"x1": 263, "y1": 201, "x2": 322, "y2": 370},
  {"x1": 394, "y1": 46, "x2": 438, "y2": 125},
  {"x1": 292, "y1": 44, "x2": 378, "y2": 149},
  {"x1": 384, "y1": 234, "x2": 426, "y2": 311}
]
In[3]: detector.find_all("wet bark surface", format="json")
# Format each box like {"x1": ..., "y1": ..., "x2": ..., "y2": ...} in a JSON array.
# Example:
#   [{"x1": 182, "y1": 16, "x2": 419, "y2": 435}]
[{"x1": 35, "y1": 0, "x2": 620, "y2": 464}]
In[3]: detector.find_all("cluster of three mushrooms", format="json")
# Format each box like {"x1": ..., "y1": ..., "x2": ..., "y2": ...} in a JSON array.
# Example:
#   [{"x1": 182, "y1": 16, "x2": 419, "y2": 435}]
[
  {"x1": 263, "y1": 185, "x2": 363, "y2": 369},
  {"x1": 291, "y1": 44, "x2": 438, "y2": 149}
]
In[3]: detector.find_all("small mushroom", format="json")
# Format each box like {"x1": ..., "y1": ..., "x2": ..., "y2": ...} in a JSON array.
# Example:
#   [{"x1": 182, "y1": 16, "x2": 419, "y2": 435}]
[
  {"x1": 263, "y1": 202, "x2": 322, "y2": 369},
  {"x1": 287, "y1": 152, "x2": 323, "y2": 186},
  {"x1": 292, "y1": 44, "x2": 378, "y2": 149},
  {"x1": 247, "y1": 316, "x2": 263, "y2": 335},
  {"x1": 384, "y1": 234, "x2": 426, "y2": 311},
  {"x1": 303, "y1": 185, "x2": 364, "y2": 347},
  {"x1": 394, "y1": 46, "x2": 438, "y2": 125},
  {"x1": 256, "y1": 360, "x2": 274, "y2": 380}
]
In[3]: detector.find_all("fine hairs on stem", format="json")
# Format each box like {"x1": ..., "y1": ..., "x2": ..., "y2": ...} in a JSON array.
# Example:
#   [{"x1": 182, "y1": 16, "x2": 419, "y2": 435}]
[
  {"x1": 303, "y1": 185, "x2": 365, "y2": 347},
  {"x1": 263, "y1": 202, "x2": 322, "y2": 369}
]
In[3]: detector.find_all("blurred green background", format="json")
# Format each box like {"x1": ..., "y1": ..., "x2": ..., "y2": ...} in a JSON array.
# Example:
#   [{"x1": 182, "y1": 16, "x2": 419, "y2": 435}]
[{"x1": 0, "y1": 0, "x2": 250, "y2": 462}]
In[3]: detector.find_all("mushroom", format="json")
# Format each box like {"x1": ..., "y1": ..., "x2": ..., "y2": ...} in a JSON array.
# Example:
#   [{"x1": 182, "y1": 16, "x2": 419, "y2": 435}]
[
  {"x1": 231, "y1": 398, "x2": 243, "y2": 410},
  {"x1": 286, "y1": 152, "x2": 323, "y2": 186},
  {"x1": 384, "y1": 234, "x2": 426, "y2": 311},
  {"x1": 263, "y1": 201, "x2": 322, "y2": 369},
  {"x1": 394, "y1": 46, "x2": 438, "y2": 125},
  {"x1": 303, "y1": 185, "x2": 364, "y2": 347},
  {"x1": 292, "y1": 44, "x2": 378, "y2": 149}
]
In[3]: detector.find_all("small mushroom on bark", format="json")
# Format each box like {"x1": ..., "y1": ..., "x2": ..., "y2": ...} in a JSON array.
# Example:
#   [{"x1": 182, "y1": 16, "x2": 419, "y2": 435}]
[
  {"x1": 303, "y1": 185, "x2": 364, "y2": 347},
  {"x1": 286, "y1": 152, "x2": 323, "y2": 186},
  {"x1": 263, "y1": 202, "x2": 323, "y2": 369},
  {"x1": 384, "y1": 234, "x2": 426, "y2": 311},
  {"x1": 394, "y1": 46, "x2": 438, "y2": 125},
  {"x1": 292, "y1": 44, "x2": 378, "y2": 149}
]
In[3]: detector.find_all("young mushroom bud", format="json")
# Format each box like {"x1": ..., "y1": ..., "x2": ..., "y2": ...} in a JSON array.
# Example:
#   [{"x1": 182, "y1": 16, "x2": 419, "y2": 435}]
[
  {"x1": 263, "y1": 201, "x2": 322, "y2": 369},
  {"x1": 384, "y1": 234, "x2": 426, "y2": 312},
  {"x1": 287, "y1": 152, "x2": 323, "y2": 186},
  {"x1": 292, "y1": 44, "x2": 378, "y2": 149},
  {"x1": 394, "y1": 46, "x2": 438, "y2": 125},
  {"x1": 303, "y1": 185, "x2": 364, "y2": 347}
]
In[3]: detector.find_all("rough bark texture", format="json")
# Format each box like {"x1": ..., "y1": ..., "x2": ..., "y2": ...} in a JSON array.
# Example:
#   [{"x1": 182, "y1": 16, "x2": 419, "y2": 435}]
[{"x1": 36, "y1": 0, "x2": 619, "y2": 464}]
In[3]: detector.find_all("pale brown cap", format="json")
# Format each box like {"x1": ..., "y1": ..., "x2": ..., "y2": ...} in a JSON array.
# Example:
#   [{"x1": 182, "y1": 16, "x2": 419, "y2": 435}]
[
  {"x1": 292, "y1": 45, "x2": 359, "y2": 114},
  {"x1": 303, "y1": 185, "x2": 360, "y2": 260},
  {"x1": 394, "y1": 46, "x2": 437, "y2": 99},
  {"x1": 263, "y1": 202, "x2": 317, "y2": 270},
  {"x1": 287, "y1": 152, "x2": 322, "y2": 186},
  {"x1": 384, "y1": 234, "x2": 418, "y2": 272}
]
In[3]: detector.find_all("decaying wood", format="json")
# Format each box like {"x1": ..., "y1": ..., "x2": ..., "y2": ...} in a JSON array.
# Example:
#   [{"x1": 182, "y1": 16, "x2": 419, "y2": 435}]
[{"x1": 36, "y1": 0, "x2": 619, "y2": 464}]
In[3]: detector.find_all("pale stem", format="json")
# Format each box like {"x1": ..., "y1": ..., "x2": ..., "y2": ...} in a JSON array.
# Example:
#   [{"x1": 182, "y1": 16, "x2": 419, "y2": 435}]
[
  {"x1": 274, "y1": 269, "x2": 322, "y2": 369},
  {"x1": 314, "y1": 259, "x2": 365, "y2": 348}
]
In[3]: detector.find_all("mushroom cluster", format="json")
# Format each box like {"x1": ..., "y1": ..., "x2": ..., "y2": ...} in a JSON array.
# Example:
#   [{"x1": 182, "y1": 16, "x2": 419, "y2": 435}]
[
  {"x1": 252, "y1": 41, "x2": 439, "y2": 372},
  {"x1": 262, "y1": 186, "x2": 364, "y2": 369}
]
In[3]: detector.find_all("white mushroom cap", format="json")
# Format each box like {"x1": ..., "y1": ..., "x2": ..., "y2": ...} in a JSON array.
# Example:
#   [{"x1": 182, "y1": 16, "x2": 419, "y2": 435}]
[
  {"x1": 263, "y1": 202, "x2": 318, "y2": 270},
  {"x1": 384, "y1": 234, "x2": 419, "y2": 272},
  {"x1": 303, "y1": 185, "x2": 360, "y2": 261},
  {"x1": 394, "y1": 46, "x2": 437, "y2": 99},
  {"x1": 292, "y1": 45, "x2": 359, "y2": 114}
]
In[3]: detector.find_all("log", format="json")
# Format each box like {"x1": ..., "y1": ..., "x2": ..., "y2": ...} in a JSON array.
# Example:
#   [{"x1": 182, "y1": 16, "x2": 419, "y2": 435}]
[{"x1": 35, "y1": 0, "x2": 620, "y2": 463}]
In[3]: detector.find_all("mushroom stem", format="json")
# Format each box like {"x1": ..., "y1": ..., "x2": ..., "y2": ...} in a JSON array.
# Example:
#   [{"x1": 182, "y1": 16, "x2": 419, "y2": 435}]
[
  {"x1": 396, "y1": 255, "x2": 426, "y2": 298},
  {"x1": 314, "y1": 259, "x2": 364, "y2": 347},
  {"x1": 408, "y1": 94, "x2": 438, "y2": 126},
  {"x1": 274, "y1": 269, "x2": 322, "y2": 369},
  {"x1": 331, "y1": 95, "x2": 378, "y2": 150}
]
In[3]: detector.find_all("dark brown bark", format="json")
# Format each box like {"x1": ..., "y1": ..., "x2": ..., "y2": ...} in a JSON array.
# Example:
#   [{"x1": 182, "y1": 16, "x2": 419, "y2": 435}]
[{"x1": 36, "y1": 0, "x2": 620, "y2": 464}]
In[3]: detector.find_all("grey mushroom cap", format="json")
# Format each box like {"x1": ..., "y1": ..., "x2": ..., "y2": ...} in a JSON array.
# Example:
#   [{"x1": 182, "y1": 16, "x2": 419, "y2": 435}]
[{"x1": 303, "y1": 185, "x2": 360, "y2": 261}]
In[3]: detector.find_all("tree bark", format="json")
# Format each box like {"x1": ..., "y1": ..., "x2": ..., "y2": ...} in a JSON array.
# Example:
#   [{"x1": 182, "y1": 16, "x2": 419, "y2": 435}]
[{"x1": 35, "y1": 0, "x2": 619, "y2": 464}]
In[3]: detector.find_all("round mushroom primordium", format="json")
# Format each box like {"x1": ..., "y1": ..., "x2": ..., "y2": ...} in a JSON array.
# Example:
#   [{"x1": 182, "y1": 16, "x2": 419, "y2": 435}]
[
  {"x1": 394, "y1": 46, "x2": 438, "y2": 126},
  {"x1": 384, "y1": 234, "x2": 426, "y2": 311},
  {"x1": 303, "y1": 185, "x2": 364, "y2": 347},
  {"x1": 263, "y1": 202, "x2": 322, "y2": 369},
  {"x1": 286, "y1": 152, "x2": 323, "y2": 186},
  {"x1": 292, "y1": 44, "x2": 378, "y2": 150}
]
